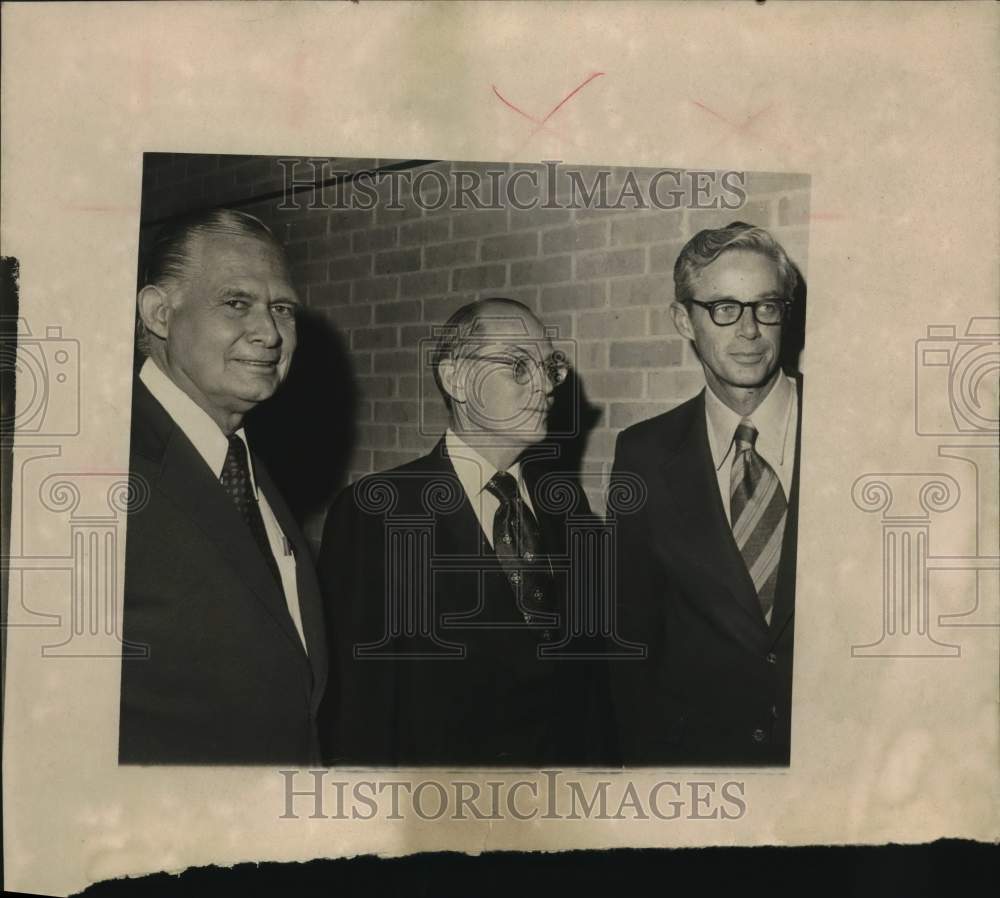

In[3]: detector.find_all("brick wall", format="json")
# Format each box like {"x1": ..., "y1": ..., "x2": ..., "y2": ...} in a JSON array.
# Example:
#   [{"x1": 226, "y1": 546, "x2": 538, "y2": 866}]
[{"x1": 140, "y1": 155, "x2": 809, "y2": 518}]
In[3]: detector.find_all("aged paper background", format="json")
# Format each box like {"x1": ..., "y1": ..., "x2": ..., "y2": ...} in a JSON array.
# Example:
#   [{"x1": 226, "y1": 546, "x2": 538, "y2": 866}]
[{"x1": 2, "y1": 2, "x2": 997, "y2": 895}]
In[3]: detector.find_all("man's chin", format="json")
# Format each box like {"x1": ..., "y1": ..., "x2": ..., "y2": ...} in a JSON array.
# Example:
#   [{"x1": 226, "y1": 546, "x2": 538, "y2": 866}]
[
  {"x1": 515, "y1": 408, "x2": 548, "y2": 432},
  {"x1": 231, "y1": 383, "x2": 281, "y2": 408},
  {"x1": 234, "y1": 368, "x2": 285, "y2": 392},
  {"x1": 463, "y1": 423, "x2": 548, "y2": 447}
]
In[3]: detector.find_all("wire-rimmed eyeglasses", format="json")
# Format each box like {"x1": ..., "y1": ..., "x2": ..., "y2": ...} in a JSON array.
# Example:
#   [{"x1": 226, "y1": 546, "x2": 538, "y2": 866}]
[
  {"x1": 688, "y1": 298, "x2": 791, "y2": 326},
  {"x1": 462, "y1": 349, "x2": 570, "y2": 387}
]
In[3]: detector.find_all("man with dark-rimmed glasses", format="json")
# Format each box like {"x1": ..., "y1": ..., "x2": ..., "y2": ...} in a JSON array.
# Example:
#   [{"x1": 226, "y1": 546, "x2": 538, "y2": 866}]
[
  {"x1": 318, "y1": 297, "x2": 613, "y2": 766},
  {"x1": 609, "y1": 221, "x2": 803, "y2": 766}
]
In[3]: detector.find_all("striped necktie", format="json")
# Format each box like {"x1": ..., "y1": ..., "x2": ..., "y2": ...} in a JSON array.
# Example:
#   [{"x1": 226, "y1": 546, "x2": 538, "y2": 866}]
[{"x1": 729, "y1": 419, "x2": 787, "y2": 621}]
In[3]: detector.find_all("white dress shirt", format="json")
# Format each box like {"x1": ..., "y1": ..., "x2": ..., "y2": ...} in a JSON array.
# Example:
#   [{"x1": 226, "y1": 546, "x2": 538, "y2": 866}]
[
  {"x1": 139, "y1": 359, "x2": 307, "y2": 650},
  {"x1": 444, "y1": 429, "x2": 537, "y2": 548},
  {"x1": 704, "y1": 372, "x2": 798, "y2": 526}
]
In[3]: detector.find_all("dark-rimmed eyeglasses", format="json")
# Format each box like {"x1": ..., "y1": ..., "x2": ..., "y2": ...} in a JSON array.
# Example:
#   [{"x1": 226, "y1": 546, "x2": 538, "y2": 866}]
[
  {"x1": 688, "y1": 298, "x2": 791, "y2": 326},
  {"x1": 463, "y1": 350, "x2": 570, "y2": 387}
]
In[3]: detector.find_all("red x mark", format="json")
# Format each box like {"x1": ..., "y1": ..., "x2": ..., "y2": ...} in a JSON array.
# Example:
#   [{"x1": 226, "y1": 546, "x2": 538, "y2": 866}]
[
  {"x1": 691, "y1": 100, "x2": 773, "y2": 136},
  {"x1": 690, "y1": 98, "x2": 809, "y2": 160},
  {"x1": 492, "y1": 72, "x2": 605, "y2": 146}
]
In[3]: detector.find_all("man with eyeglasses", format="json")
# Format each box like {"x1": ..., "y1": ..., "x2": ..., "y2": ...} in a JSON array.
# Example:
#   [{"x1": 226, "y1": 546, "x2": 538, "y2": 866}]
[
  {"x1": 318, "y1": 297, "x2": 613, "y2": 766},
  {"x1": 609, "y1": 221, "x2": 803, "y2": 765}
]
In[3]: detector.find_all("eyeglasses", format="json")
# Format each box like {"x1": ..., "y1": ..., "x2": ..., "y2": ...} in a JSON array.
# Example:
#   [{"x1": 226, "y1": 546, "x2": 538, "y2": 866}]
[
  {"x1": 462, "y1": 350, "x2": 570, "y2": 387},
  {"x1": 688, "y1": 298, "x2": 791, "y2": 326}
]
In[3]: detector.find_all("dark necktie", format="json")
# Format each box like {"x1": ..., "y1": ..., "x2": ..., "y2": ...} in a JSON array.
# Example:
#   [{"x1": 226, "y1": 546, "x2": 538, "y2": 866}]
[
  {"x1": 220, "y1": 434, "x2": 285, "y2": 594},
  {"x1": 729, "y1": 419, "x2": 787, "y2": 621},
  {"x1": 485, "y1": 471, "x2": 555, "y2": 623}
]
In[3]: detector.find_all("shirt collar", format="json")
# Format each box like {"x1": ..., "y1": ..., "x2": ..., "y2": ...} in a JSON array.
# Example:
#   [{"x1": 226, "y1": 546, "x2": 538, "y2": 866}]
[
  {"x1": 444, "y1": 429, "x2": 523, "y2": 497},
  {"x1": 705, "y1": 372, "x2": 794, "y2": 473},
  {"x1": 139, "y1": 357, "x2": 257, "y2": 491}
]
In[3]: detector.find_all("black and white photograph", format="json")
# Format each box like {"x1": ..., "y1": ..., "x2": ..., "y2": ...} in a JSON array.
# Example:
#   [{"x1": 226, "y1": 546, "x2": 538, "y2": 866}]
[{"x1": 120, "y1": 157, "x2": 809, "y2": 768}]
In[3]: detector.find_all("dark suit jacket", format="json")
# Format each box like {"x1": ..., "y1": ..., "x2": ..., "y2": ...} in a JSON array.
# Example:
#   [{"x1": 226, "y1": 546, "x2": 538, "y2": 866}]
[
  {"x1": 608, "y1": 376, "x2": 802, "y2": 765},
  {"x1": 317, "y1": 438, "x2": 615, "y2": 767},
  {"x1": 119, "y1": 378, "x2": 328, "y2": 764}
]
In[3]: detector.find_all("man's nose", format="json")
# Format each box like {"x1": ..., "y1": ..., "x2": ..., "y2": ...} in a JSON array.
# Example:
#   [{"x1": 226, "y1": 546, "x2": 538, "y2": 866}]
[
  {"x1": 247, "y1": 305, "x2": 281, "y2": 345},
  {"x1": 736, "y1": 305, "x2": 760, "y2": 338},
  {"x1": 535, "y1": 358, "x2": 557, "y2": 395}
]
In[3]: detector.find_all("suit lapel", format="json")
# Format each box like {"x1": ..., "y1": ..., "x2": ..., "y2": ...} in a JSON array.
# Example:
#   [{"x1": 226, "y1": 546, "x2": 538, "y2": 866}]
[
  {"x1": 427, "y1": 439, "x2": 508, "y2": 620},
  {"x1": 520, "y1": 451, "x2": 568, "y2": 558},
  {"x1": 767, "y1": 373, "x2": 803, "y2": 645},
  {"x1": 659, "y1": 392, "x2": 769, "y2": 637},
  {"x1": 424, "y1": 439, "x2": 489, "y2": 556},
  {"x1": 256, "y1": 460, "x2": 328, "y2": 703},
  {"x1": 133, "y1": 379, "x2": 308, "y2": 660}
]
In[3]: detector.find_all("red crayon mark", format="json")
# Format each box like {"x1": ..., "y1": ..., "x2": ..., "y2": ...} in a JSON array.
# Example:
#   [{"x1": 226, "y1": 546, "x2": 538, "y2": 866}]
[
  {"x1": 688, "y1": 97, "x2": 814, "y2": 161},
  {"x1": 691, "y1": 100, "x2": 773, "y2": 135},
  {"x1": 492, "y1": 71, "x2": 605, "y2": 143}
]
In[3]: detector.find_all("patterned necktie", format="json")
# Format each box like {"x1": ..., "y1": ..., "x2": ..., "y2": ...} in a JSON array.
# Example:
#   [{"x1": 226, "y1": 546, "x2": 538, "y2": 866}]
[
  {"x1": 220, "y1": 434, "x2": 285, "y2": 594},
  {"x1": 729, "y1": 419, "x2": 787, "y2": 621},
  {"x1": 485, "y1": 471, "x2": 555, "y2": 623}
]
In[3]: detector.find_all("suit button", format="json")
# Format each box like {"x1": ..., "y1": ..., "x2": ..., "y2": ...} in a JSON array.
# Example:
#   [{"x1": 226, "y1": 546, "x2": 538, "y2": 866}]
[
  {"x1": 766, "y1": 652, "x2": 777, "y2": 664},
  {"x1": 771, "y1": 705, "x2": 778, "y2": 720},
  {"x1": 752, "y1": 728, "x2": 767, "y2": 743}
]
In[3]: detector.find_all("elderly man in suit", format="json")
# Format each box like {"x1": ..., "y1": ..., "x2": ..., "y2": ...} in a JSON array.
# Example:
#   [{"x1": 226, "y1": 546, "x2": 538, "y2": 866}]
[
  {"x1": 120, "y1": 208, "x2": 327, "y2": 764},
  {"x1": 609, "y1": 222, "x2": 803, "y2": 766},
  {"x1": 319, "y1": 297, "x2": 611, "y2": 766}
]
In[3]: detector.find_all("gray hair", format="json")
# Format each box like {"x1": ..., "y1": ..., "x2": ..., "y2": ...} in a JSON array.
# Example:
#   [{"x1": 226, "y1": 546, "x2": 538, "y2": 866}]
[
  {"x1": 136, "y1": 208, "x2": 283, "y2": 356},
  {"x1": 673, "y1": 221, "x2": 797, "y2": 306}
]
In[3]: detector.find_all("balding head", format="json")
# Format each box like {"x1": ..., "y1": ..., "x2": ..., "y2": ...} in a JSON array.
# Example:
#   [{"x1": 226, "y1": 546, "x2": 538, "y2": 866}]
[{"x1": 432, "y1": 298, "x2": 566, "y2": 446}]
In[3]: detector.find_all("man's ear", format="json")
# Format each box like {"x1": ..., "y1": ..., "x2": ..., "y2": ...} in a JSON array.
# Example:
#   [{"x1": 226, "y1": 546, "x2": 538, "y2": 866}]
[
  {"x1": 137, "y1": 285, "x2": 172, "y2": 341},
  {"x1": 670, "y1": 301, "x2": 695, "y2": 341},
  {"x1": 438, "y1": 357, "x2": 467, "y2": 406}
]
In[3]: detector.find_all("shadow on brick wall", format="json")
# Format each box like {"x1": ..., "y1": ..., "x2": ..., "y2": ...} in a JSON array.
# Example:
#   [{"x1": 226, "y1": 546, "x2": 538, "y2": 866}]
[
  {"x1": 545, "y1": 368, "x2": 603, "y2": 494},
  {"x1": 247, "y1": 308, "x2": 357, "y2": 527},
  {"x1": 780, "y1": 262, "x2": 808, "y2": 375}
]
